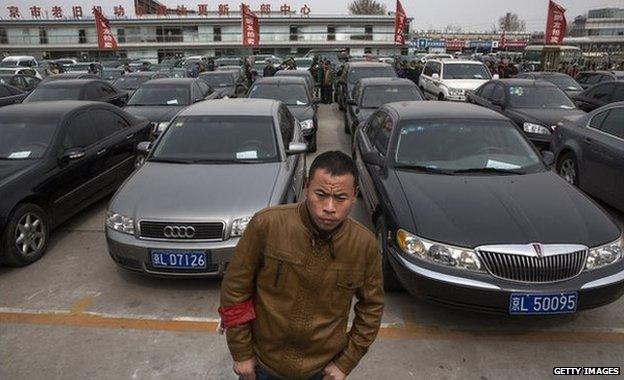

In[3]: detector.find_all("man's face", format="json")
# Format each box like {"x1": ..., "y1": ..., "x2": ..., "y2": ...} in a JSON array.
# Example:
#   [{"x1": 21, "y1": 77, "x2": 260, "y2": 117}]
[{"x1": 305, "y1": 169, "x2": 357, "y2": 231}]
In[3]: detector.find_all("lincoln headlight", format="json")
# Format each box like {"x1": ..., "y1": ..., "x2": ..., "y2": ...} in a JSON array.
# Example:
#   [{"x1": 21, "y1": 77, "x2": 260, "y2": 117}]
[
  {"x1": 523, "y1": 122, "x2": 551, "y2": 135},
  {"x1": 300, "y1": 119, "x2": 314, "y2": 130},
  {"x1": 586, "y1": 236, "x2": 623, "y2": 270},
  {"x1": 396, "y1": 229, "x2": 483, "y2": 271},
  {"x1": 106, "y1": 211, "x2": 135, "y2": 235}
]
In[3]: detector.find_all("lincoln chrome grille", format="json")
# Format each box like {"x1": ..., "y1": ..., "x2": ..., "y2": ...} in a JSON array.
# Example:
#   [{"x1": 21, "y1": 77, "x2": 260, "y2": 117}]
[
  {"x1": 477, "y1": 249, "x2": 587, "y2": 283},
  {"x1": 139, "y1": 221, "x2": 224, "y2": 241}
]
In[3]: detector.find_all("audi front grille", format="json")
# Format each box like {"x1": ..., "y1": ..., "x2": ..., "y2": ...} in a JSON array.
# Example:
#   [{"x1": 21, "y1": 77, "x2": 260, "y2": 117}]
[
  {"x1": 139, "y1": 221, "x2": 224, "y2": 241},
  {"x1": 477, "y1": 249, "x2": 588, "y2": 283}
]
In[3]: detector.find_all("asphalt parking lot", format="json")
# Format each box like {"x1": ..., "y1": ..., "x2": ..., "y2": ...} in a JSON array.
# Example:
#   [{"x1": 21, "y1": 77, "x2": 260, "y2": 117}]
[{"x1": 1, "y1": 104, "x2": 624, "y2": 380}]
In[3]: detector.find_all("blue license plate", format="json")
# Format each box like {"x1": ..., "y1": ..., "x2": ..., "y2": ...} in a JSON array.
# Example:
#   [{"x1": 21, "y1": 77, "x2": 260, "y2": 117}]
[
  {"x1": 509, "y1": 292, "x2": 577, "y2": 315},
  {"x1": 150, "y1": 251, "x2": 207, "y2": 269}
]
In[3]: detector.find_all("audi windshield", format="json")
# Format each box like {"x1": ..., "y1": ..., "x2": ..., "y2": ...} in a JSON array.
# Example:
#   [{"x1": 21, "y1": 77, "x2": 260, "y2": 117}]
[
  {"x1": 361, "y1": 86, "x2": 423, "y2": 108},
  {"x1": 200, "y1": 73, "x2": 235, "y2": 88},
  {"x1": 113, "y1": 76, "x2": 150, "y2": 90},
  {"x1": 348, "y1": 67, "x2": 396, "y2": 84},
  {"x1": 24, "y1": 87, "x2": 82, "y2": 102},
  {"x1": 508, "y1": 86, "x2": 576, "y2": 109},
  {"x1": 394, "y1": 120, "x2": 544, "y2": 174},
  {"x1": 248, "y1": 84, "x2": 310, "y2": 106},
  {"x1": 127, "y1": 85, "x2": 190, "y2": 106},
  {"x1": 150, "y1": 116, "x2": 278, "y2": 163}
]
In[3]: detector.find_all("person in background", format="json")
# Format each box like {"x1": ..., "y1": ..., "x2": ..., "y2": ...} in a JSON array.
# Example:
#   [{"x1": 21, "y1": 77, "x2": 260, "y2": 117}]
[
  {"x1": 207, "y1": 58, "x2": 215, "y2": 72},
  {"x1": 263, "y1": 59, "x2": 277, "y2": 77},
  {"x1": 322, "y1": 59, "x2": 335, "y2": 104},
  {"x1": 87, "y1": 63, "x2": 99, "y2": 75},
  {"x1": 123, "y1": 63, "x2": 133, "y2": 74}
]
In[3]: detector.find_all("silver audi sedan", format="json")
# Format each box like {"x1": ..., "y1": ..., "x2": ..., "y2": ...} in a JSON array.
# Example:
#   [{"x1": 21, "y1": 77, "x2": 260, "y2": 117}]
[{"x1": 105, "y1": 98, "x2": 307, "y2": 277}]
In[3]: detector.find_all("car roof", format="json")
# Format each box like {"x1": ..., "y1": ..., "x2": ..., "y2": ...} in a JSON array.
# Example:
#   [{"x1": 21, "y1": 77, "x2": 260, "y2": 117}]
[
  {"x1": 518, "y1": 71, "x2": 570, "y2": 77},
  {"x1": 0, "y1": 100, "x2": 114, "y2": 120},
  {"x1": 357, "y1": 77, "x2": 416, "y2": 87},
  {"x1": 142, "y1": 78, "x2": 195, "y2": 86},
  {"x1": 124, "y1": 71, "x2": 159, "y2": 77},
  {"x1": 438, "y1": 59, "x2": 482, "y2": 64},
  {"x1": 2, "y1": 56, "x2": 36, "y2": 61},
  {"x1": 347, "y1": 62, "x2": 392, "y2": 68},
  {"x1": 180, "y1": 98, "x2": 279, "y2": 117},
  {"x1": 38, "y1": 79, "x2": 108, "y2": 88},
  {"x1": 253, "y1": 76, "x2": 307, "y2": 85},
  {"x1": 384, "y1": 101, "x2": 510, "y2": 121},
  {"x1": 275, "y1": 69, "x2": 313, "y2": 76}
]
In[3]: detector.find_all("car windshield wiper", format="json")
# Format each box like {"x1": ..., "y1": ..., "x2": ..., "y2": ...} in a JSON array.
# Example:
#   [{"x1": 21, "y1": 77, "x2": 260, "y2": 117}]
[
  {"x1": 452, "y1": 167, "x2": 522, "y2": 175},
  {"x1": 148, "y1": 158, "x2": 195, "y2": 164},
  {"x1": 394, "y1": 165, "x2": 455, "y2": 175},
  {"x1": 192, "y1": 159, "x2": 272, "y2": 164}
]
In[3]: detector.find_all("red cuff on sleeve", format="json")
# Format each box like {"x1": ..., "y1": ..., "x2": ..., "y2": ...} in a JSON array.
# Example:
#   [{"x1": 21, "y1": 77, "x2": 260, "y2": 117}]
[{"x1": 218, "y1": 298, "x2": 256, "y2": 328}]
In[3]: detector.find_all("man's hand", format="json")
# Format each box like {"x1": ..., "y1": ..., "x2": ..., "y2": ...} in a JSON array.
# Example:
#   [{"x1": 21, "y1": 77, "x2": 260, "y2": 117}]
[
  {"x1": 322, "y1": 362, "x2": 346, "y2": 380},
  {"x1": 233, "y1": 357, "x2": 257, "y2": 380}
]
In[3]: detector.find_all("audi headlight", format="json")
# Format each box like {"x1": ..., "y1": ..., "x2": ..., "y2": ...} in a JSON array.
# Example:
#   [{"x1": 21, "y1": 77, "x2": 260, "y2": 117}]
[
  {"x1": 106, "y1": 211, "x2": 135, "y2": 235},
  {"x1": 586, "y1": 236, "x2": 623, "y2": 270},
  {"x1": 231, "y1": 216, "x2": 252, "y2": 237},
  {"x1": 156, "y1": 122, "x2": 169, "y2": 134},
  {"x1": 300, "y1": 119, "x2": 314, "y2": 130},
  {"x1": 523, "y1": 122, "x2": 551, "y2": 135},
  {"x1": 396, "y1": 229, "x2": 483, "y2": 271}
]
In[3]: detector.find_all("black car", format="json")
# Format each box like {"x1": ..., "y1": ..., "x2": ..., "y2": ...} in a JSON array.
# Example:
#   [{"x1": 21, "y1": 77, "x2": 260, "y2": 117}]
[
  {"x1": 0, "y1": 83, "x2": 27, "y2": 107},
  {"x1": 274, "y1": 69, "x2": 315, "y2": 96},
  {"x1": 112, "y1": 71, "x2": 170, "y2": 97},
  {"x1": 41, "y1": 73, "x2": 101, "y2": 83},
  {"x1": 0, "y1": 101, "x2": 151, "y2": 266},
  {"x1": 124, "y1": 78, "x2": 218, "y2": 136},
  {"x1": 336, "y1": 62, "x2": 397, "y2": 110},
  {"x1": 101, "y1": 68, "x2": 125, "y2": 82},
  {"x1": 0, "y1": 74, "x2": 41, "y2": 92},
  {"x1": 215, "y1": 57, "x2": 243, "y2": 67},
  {"x1": 551, "y1": 101, "x2": 624, "y2": 212},
  {"x1": 576, "y1": 71, "x2": 624, "y2": 90},
  {"x1": 23, "y1": 79, "x2": 129, "y2": 107},
  {"x1": 353, "y1": 101, "x2": 624, "y2": 314},
  {"x1": 199, "y1": 71, "x2": 238, "y2": 98},
  {"x1": 345, "y1": 77, "x2": 424, "y2": 135},
  {"x1": 467, "y1": 79, "x2": 585, "y2": 149},
  {"x1": 572, "y1": 81, "x2": 624, "y2": 112},
  {"x1": 514, "y1": 72, "x2": 583, "y2": 98},
  {"x1": 247, "y1": 76, "x2": 320, "y2": 152}
]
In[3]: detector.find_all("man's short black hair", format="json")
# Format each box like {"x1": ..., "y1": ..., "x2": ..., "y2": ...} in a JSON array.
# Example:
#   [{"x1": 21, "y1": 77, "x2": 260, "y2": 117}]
[{"x1": 308, "y1": 151, "x2": 358, "y2": 188}]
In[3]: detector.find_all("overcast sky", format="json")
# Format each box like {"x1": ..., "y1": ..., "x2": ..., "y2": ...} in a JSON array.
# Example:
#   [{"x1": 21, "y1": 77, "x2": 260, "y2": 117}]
[{"x1": 0, "y1": 0, "x2": 622, "y2": 31}]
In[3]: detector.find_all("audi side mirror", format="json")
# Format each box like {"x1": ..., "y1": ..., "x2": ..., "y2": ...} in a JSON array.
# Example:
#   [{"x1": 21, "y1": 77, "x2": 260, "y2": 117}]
[
  {"x1": 347, "y1": 99, "x2": 357, "y2": 106},
  {"x1": 492, "y1": 74, "x2": 500, "y2": 80},
  {"x1": 541, "y1": 150, "x2": 555, "y2": 167},
  {"x1": 287, "y1": 142, "x2": 307, "y2": 155},
  {"x1": 362, "y1": 151, "x2": 384, "y2": 167},
  {"x1": 137, "y1": 141, "x2": 151, "y2": 154}
]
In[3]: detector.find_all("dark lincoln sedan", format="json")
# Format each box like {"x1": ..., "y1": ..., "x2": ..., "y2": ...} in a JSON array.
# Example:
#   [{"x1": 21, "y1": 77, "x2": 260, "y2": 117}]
[
  {"x1": 0, "y1": 101, "x2": 151, "y2": 266},
  {"x1": 354, "y1": 101, "x2": 623, "y2": 314},
  {"x1": 467, "y1": 79, "x2": 585, "y2": 149},
  {"x1": 551, "y1": 101, "x2": 624, "y2": 212}
]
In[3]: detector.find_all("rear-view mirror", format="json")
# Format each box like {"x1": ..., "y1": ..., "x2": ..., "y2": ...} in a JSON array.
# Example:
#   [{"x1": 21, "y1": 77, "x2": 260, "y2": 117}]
[
  {"x1": 432, "y1": 73, "x2": 440, "y2": 80},
  {"x1": 362, "y1": 151, "x2": 384, "y2": 167},
  {"x1": 493, "y1": 74, "x2": 500, "y2": 80},
  {"x1": 287, "y1": 142, "x2": 307, "y2": 155},
  {"x1": 137, "y1": 141, "x2": 151, "y2": 154},
  {"x1": 347, "y1": 99, "x2": 357, "y2": 106},
  {"x1": 541, "y1": 151, "x2": 555, "y2": 167},
  {"x1": 313, "y1": 98, "x2": 321, "y2": 105}
]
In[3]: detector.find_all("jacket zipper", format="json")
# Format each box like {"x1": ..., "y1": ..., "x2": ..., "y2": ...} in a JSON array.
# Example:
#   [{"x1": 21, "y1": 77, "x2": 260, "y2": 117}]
[{"x1": 274, "y1": 261, "x2": 284, "y2": 287}]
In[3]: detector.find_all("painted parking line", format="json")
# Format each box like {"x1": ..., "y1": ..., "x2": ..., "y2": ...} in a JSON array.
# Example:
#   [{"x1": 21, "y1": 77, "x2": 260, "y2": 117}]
[{"x1": 2, "y1": 306, "x2": 624, "y2": 343}]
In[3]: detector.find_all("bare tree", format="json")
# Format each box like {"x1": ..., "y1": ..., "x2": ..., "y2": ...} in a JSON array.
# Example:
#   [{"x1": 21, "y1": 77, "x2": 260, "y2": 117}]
[
  {"x1": 444, "y1": 24, "x2": 463, "y2": 34},
  {"x1": 348, "y1": 0, "x2": 387, "y2": 15},
  {"x1": 499, "y1": 12, "x2": 526, "y2": 32}
]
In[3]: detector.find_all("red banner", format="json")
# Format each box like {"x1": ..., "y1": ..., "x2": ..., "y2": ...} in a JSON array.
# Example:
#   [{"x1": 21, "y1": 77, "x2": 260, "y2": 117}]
[
  {"x1": 545, "y1": 0, "x2": 567, "y2": 45},
  {"x1": 93, "y1": 7, "x2": 118, "y2": 50},
  {"x1": 394, "y1": 0, "x2": 406, "y2": 45},
  {"x1": 241, "y1": 4, "x2": 259, "y2": 46}
]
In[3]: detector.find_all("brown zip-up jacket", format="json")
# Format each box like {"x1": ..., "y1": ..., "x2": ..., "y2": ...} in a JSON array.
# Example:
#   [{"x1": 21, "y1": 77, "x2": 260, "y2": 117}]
[{"x1": 220, "y1": 202, "x2": 384, "y2": 379}]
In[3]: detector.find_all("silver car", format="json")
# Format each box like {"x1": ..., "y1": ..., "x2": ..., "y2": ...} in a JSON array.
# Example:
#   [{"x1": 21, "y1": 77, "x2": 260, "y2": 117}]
[{"x1": 106, "y1": 99, "x2": 307, "y2": 277}]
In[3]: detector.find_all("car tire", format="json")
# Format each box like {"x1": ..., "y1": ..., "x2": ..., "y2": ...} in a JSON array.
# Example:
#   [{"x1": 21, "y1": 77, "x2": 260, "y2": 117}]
[
  {"x1": 438, "y1": 93, "x2": 445, "y2": 101},
  {"x1": 344, "y1": 112, "x2": 350, "y2": 134},
  {"x1": 308, "y1": 134, "x2": 318, "y2": 153},
  {"x1": 376, "y1": 217, "x2": 403, "y2": 292},
  {"x1": 2, "y1": 203, "x2": 49, "y2": 267},
  {"x1": 557, "y1": 153, "x2": 579, "y2": 186}
]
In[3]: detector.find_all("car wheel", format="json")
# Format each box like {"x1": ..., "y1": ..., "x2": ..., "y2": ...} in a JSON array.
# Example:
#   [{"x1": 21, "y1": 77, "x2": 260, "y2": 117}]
[
  {"x1": 438, "y1": 93, "x2": 445, "y2": 101},
  {"x1": 2, "y1": 203, "x2": 49, "y2": 267},
  {"x1": 557, "y1": 153, "x2": 579, "y2": 186},
  {"x1": 308, "y1": 134, "x2": 317, "y2": 153},
  {"x1": 134, "y1": 155, "x2": 146, "y2": 169},
  {"x1": 376, "y1": 218, "x2": 403, "y2": 292}
]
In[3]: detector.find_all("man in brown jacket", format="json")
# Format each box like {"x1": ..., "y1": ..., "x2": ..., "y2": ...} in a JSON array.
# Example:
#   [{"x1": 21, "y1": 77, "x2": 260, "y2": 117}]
[{"x1": 220, "y1": 151, "x2": 384, "y2": 380}]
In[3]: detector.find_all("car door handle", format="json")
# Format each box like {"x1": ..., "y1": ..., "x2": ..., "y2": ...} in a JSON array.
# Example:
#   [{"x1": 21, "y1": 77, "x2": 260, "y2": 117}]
[
  {"x1": 584, "y1": 137, "x2": 593, "y2": 144},
  {"x1": 97, "y1": 148, "x2": 108, "y2": 156},
  {"x1": 125, "y1": 133, "x2": 134, "y2": 140}
]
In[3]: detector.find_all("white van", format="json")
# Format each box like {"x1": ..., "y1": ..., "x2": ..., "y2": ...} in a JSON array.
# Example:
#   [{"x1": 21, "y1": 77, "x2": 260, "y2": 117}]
[
  {"x1": 419, "y1": 59, "x2": 495, "y2": 101},
  {"x1": 1, "y1": 56, "x2": 39, "y2": 69}
]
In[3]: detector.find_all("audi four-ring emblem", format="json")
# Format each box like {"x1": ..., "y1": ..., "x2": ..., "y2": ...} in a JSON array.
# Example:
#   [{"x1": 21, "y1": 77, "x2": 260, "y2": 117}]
[{"x1": 163, "y1": 225, "x2": 196, "y2": 238}]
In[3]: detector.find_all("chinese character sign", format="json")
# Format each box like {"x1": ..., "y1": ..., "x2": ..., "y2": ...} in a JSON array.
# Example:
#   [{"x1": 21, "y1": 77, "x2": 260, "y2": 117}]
[
  {"x1": 300, "y1": 4, "x2": 310, "y2": 16},
  {"x1": 7, "y1": 6, "x2": 20, "y2": 18},
  {"x1": 394, "y1": 0, "x2": 407, "y2": 44},
  {"x1": 114, "y1": 5, "x2": 125, "y2": 17},
  {"x1": 73, "y1": 6, "x2": 83, "y2": 18},
  {"x1": 545, "y1": 0, "x2": 567, "y2": 45},
  {"x1": 93, "y1": 7, "x2": 118, "y2": 51},
  {"x1": 198, "y1": 4, "x2": 208, "y2": 16},
  {"x1": 241, "y1": 4, "x2": 259, "y2": 46},
  {"x1": 219, "y1": 4, "x2": 230, "y2": 16}
]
